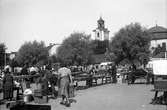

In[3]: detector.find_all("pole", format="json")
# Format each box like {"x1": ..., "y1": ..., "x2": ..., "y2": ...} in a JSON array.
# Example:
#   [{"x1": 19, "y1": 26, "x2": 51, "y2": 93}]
[
  {"x1": 4, "y1": 48, "x2": 7, "y2": 67},
  {"x1": 4, "y1": 52, "x2": 6, "y2": 66}
]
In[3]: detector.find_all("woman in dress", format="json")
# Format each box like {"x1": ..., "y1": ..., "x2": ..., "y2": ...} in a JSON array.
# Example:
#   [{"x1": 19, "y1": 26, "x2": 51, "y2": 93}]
[
  {"x1": 3, "y1": 67, "x2": 14, "y2": 101},
  {"x1": 58, "y1": 66, "x2": 72, "y2": 107}
]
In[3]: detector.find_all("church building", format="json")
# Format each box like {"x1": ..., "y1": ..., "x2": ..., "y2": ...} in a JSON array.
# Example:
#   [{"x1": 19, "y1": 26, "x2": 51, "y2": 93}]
[
  {"x1": 93, "y1": 17, "x2": 110, "y2": 41},
  {"x1": 91, "y1": 17, "x2": 110, "y2": 63}
]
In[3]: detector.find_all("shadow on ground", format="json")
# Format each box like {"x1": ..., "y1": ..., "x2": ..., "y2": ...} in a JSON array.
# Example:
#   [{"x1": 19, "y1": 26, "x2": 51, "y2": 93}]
[
  {"x1": 69, "y1": 98, "x2": 77, "y2": 104},
  {"x1": 150, "y1": 95, "x2": 167, "y2": 105}
]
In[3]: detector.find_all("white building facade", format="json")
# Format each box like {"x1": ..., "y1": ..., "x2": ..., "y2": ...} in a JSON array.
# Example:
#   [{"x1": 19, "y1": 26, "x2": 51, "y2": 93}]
[
  {"x1": 151, "y1": 39, "x2": 167, "y2": 51},
  {"x1": 148, "y1": 25, "x2": 167, "y2": 59},
  {"x1": 93, "y1": 17, "x2": 109, "y2": 41}
]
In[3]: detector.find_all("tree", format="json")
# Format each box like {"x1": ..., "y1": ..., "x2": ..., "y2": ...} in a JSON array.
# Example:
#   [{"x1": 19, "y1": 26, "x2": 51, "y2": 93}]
[
  {"x1": 56, "y1": 32, "x2": 93, "y2": 65},
  {"x1": 0, "y1": 43, "x2": 6, "y2": 68},
  {"x1": 15, "y1": 40, "x2": 49, "y2": 66},
  {"x1": 110, "y1": 23, "x2": 151, "y2": 66}
]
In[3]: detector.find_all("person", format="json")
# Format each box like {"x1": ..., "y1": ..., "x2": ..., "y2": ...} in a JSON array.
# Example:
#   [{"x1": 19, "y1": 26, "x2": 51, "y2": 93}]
[
  {"x1": 21, "y1": 64, "x2": 29, "y2": 75},
  {"x1": 108, "y1": 65, "x2": 112, "y2": 76},
  {"x1": 128, "y1": 64, "x2": 136, "y2": 84},
  {"x1": 51, "y1": 65, "x2": 61, "y2": 97},
  {"x1": 2, "y1": 67, "x2": 14, "y2": 101},
  {"x1": 23, "y1": 84, "x2": 33, "y2": 102},
  {"x1": 112, "y1": 64, "x2": 117, "y2": 83},
  {"x1": 41, "y1": 72, "x2": 49, "y2": 97},
  {"x1": 29, "y1": 66, "x2": 37, "y2": 75},
  {"x1": 45, "y1": 65, "x2": 57, "y2": 98},
  {"x1": 58, "y1": 65, "x2": 73, "y2": 107},
  {"x1": 14, "y1": 80, "x2": 22, "y2": 100},
  {"x1": 86, "y1": 65, "x2": 94, "y2": 87}
]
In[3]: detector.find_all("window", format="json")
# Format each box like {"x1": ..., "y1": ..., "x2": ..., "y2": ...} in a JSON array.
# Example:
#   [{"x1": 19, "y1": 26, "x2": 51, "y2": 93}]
[
  {"x1": 162, "y1": 42, "x2": 166, "y2": 51},
  {"x1": 97, "y1": 32, "x2": 100, "y2": 37}
]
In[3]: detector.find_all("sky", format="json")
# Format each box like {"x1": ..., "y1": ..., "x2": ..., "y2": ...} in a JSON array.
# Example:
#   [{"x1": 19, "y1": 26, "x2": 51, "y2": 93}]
[{"x1": 0, "y1": 0, "x2": 167, "y2": 53}]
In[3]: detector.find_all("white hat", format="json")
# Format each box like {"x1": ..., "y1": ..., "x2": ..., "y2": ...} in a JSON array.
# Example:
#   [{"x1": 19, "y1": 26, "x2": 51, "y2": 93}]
[{"x1": 4, "y1": 65, "x2": 11, "y2": 72}]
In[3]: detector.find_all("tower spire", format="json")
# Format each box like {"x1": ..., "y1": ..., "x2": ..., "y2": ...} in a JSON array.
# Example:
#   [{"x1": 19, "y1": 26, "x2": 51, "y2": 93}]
[
  {"x1": 97, "y1": 16, "x2": 104, "y2": 29},
  {"x1": 155, "y1": 20, "x2": 158, "y2": 27}
]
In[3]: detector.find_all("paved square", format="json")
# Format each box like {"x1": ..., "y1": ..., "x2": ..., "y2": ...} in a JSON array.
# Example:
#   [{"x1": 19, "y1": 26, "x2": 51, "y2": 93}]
[{"x1": 0, "y1": 83, "x2": 166, "y2": 110}]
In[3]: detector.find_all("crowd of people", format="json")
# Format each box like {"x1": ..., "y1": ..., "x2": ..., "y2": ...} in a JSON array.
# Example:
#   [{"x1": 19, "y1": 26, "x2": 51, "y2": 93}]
[{"x1": 0, "y1": 63, "x2": 118, "y2": 108}]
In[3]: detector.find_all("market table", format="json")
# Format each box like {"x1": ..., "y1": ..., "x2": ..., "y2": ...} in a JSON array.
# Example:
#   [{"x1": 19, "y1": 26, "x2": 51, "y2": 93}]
[{"x1": 151, "y1": 80, "x2": 167, "y2": 104}]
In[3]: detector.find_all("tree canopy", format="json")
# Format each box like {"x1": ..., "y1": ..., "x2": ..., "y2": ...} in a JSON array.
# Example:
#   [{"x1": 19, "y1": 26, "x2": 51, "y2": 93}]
[
  {"x1": 56, "y1": 32, "x2": 93, "y2": 65},
  {"x1": 15, "y1": 40, "x2": 49, "y2": 66},
  {"x1": 109, "y1": 23, "x2": 151, "y2": 66}
]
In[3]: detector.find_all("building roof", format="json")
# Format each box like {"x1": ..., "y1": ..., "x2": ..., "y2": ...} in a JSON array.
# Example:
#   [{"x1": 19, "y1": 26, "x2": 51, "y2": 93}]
[
  {"x1": 46, "y1": 43, "x2": 56, "y2": 51},
  {"x1": 148, "y1": 25, "x2": 167, "y2": 40},
  {"x1": 101, "y1": 28, "x2": 110, "y2": 32},
  {"x1": 97, "y1": 17, "x2": 104, "y2": 23},
  {"x1": 149, "y1": 25, "x2": 167, "y2": 33},
  {"x1": 93, "y1": 27, "x2": 110, "y2": 32},
  {"x1": 151, "y1": 33, "x2": 167, "y2": 40}
]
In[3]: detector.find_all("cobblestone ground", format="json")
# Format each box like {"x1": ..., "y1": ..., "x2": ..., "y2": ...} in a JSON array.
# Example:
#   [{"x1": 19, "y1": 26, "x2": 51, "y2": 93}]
[{"x1": 0, "y1": 82, "x2": 166, "y2": 110}]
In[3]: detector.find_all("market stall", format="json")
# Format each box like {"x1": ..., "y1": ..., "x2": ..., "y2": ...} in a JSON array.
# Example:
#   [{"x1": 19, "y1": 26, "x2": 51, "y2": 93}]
[{"x1": 151, "y1": 59, "x2": 167, "y2": 104}]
